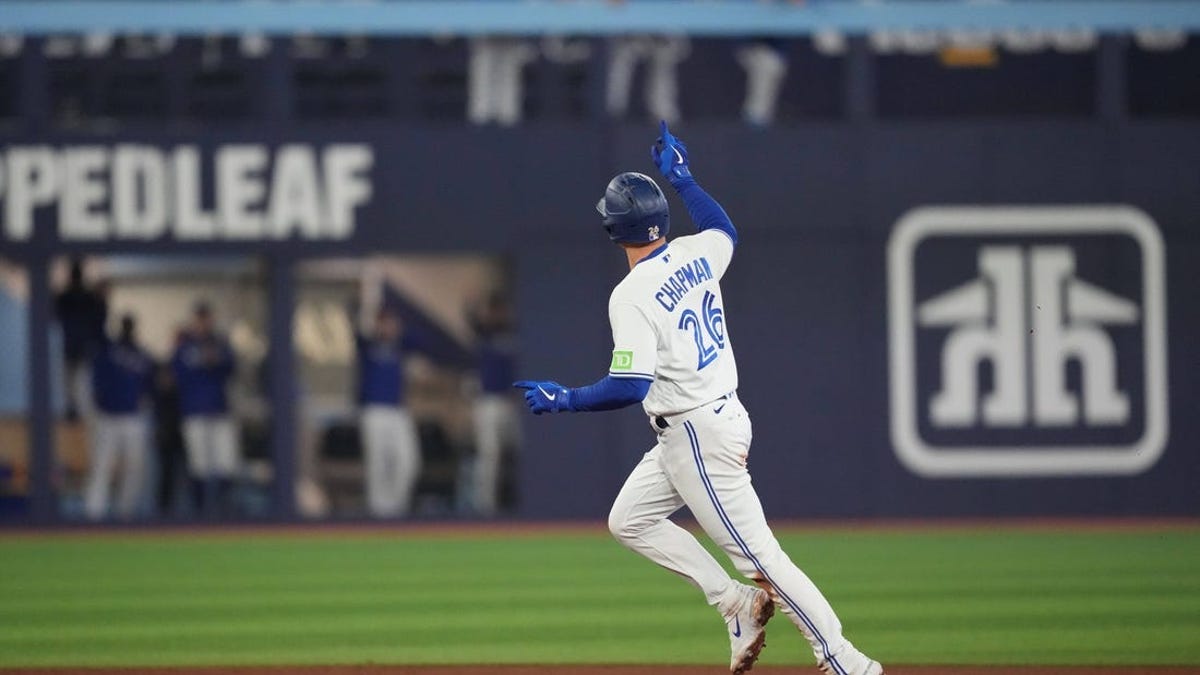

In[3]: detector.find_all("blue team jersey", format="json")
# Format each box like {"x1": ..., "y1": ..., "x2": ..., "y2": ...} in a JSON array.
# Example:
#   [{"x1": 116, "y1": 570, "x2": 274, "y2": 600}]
[
  {"x1": 171, "y1": 334, "x2": 236, "y2": 416},
  {"x1": 356, "y1": 334, "x2": 412, "y2": 405},
  {"x1": 477, "y1": 332, "x2": 517, "y2": 394},
  {"x1": 92, "y1": 340, "x2": 154, "y2": 414}
]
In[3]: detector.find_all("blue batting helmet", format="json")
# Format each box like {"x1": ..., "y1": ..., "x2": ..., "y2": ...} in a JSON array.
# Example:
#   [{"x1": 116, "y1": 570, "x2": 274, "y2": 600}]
[{"x1": 596, "y1": 172, "x2": 670, "y2": 244}]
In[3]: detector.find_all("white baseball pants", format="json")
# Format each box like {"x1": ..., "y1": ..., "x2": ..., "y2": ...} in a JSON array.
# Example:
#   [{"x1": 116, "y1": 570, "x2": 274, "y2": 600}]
[
  {"x1": 70, "y1": 360, "x2": 96, "y2": 420},
  {"x1": 84, "y1": 413, "x2": 149, "y2": 520},
  {"x1": 605, "y1": 35, "x2": 690, "y2": 124},
  {"x1": 467, "y1": 37, "x2": 536, "y2": 126},
  {"x1": 183, "y1": 415, "x2": 240, "y2": 479},
  {"x1": 360, "y1": 405, "x2": 421, "y2": 518},
  {"x1": 736, "y1": 42, "x2": 788, "y2": 126},
  {"x1": 471, "y1": 394, "x2": 521, "y2": 516},
  {"x1": 607, "y1": 395, "x2": 875, "y2": 675}
]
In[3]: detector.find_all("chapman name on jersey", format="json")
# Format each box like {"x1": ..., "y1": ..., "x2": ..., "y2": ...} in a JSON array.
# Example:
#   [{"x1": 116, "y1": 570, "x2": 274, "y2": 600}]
[
  {"x1": 607, "y1": 229, "x2": 738, "y2": 416},
  {"x1": 653, "y1": 256, "x2": 716, "y2": 312}
]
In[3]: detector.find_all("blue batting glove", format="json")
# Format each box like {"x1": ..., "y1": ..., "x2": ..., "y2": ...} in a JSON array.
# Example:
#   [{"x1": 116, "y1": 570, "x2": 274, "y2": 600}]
[
  {"x1": 513, "y1": 380, "x2": 572, "y2": 415},
  {"x1": 650, "y1": 120, "x2": 692, "y2": 183}
]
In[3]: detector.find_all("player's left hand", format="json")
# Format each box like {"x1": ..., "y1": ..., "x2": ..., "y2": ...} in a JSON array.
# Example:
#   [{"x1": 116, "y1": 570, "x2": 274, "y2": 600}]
[
  {"x1": 651, "y1": 120, "x2": 692, "y2": 183},
  {"x1": 513, "y1": 380, "x2": 572, "y2": 414}
]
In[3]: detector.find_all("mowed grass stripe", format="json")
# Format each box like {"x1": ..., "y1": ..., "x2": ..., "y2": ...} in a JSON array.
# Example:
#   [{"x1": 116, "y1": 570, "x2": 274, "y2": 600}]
[
  {"x1": 0, "y1": 527, "x2": 1197, "y2": 667},
  {"x1": 0, "y1": 584, "x2": 674, "y2": 617},
  {"x1": 0, "y1": 603, "x2": 708, "y2": 639},
  {"x1": 11, "y1": 583, "x2": 1196, "y2": 629}
]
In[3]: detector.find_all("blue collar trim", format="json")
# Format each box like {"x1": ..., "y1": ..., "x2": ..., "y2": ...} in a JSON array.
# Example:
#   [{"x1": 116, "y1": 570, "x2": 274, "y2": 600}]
[{"x1": 636, "y1": 241, "x2": 669, "y2": 266}]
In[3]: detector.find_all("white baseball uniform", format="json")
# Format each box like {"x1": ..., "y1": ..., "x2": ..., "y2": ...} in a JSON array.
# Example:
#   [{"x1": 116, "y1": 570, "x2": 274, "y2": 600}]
[
  {"x1": 84, "y1": 413, "x2": 149, "y2": 520},
  {"x1": 472, "y1": 393, "x2": 521, "y2": 516},
  {"x1": 605, "y1": 229, "x2": 877, "y2": 675},
  {"x1": 360, "y1": 405, "x2": 421, "y2": 517},
  {"x1": 183, "y1": 416, "x2": 240, "y2": 479}
]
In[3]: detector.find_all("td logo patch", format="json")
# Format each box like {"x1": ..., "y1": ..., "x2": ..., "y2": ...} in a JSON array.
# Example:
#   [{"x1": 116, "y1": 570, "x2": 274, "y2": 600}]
[
  {"x1": 887, "y1": 206, "x2": 1168, "y2": 478},
  {"x1": 610, "y1": 350, "x2": 634, "y2": 371}
]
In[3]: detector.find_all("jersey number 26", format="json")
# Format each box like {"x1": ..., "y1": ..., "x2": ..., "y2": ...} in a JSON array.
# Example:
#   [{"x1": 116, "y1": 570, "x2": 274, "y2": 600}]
[{"x1": 677, "y1": 290, "x2": 726, "y2": 370}]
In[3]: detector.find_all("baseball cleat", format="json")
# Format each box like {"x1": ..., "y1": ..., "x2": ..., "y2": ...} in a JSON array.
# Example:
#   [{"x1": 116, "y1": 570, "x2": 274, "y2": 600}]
[
  {"x1": 819, "y1": 659, "x2": 885, "y2": 675},
  {"x1": 725, "y1": 584, "x2": 775, "y2": 674}
]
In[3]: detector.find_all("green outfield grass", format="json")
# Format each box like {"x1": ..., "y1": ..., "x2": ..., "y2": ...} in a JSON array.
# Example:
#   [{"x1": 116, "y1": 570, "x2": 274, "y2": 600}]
[{"x1": 1, "y1": 525, "x2": 1198, "y2": 668}]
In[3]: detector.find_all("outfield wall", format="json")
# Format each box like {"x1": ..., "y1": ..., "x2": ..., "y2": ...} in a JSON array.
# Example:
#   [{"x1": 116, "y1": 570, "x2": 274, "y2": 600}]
[{"x1": 3, "y1": 121, "x2": 1198, "y2": 518}]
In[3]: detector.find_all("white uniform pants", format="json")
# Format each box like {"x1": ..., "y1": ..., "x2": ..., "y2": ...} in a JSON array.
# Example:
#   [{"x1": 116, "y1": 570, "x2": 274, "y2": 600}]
[
  {"x1": 183, "y1": 415, "x2": 240, "y2": 479},
  {"x1": 605, "y1": 35, "x2": 690, "y2": 123},
  {"x1": 607, "y1": 395, "x2": 874, "y2": 675},
  {"x1": 736, "y1": 42, "x2": 788, "y2": 126},
  {"x1": 467, "y1": 37, "x2": 537, "y2": 126},
  {"x1": 360, "y1": 405, "x2": 421, "y2": 518},
  {"x1": 69, "y1": 360, "x2": 95, "y2": 420},
  {"x1": 472, "y1": 394, "x2": 521, "y2": 516},
  {"x1": 84, "y1": 413, "x2": 148, "y2": 520}
]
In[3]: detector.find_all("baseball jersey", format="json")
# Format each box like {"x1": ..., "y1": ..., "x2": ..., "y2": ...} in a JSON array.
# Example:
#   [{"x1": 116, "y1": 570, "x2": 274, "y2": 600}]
[
  {"x1": 92, "y1": 339, "x2": 154, "y2": 415},
  {"x1": 477, "y1": 331, "x2": 518, "y2": 395},
  {"x1": 356, "y1": 333, "x2": 411, "y2": 406},
  {"x1": 171, "y1": 334, "x2": 236, "y2": 416},
  {"x1": 607, "y1": 229, "x2": 737, "y2": 416}
]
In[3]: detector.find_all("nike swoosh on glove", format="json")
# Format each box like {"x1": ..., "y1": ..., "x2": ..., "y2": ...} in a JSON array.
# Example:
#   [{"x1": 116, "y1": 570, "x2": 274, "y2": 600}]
[
  {"x1": 513, "y1": 380, "x2": 572, "y2": 414},
  {"x1": 651, "y1": 119, "x2": 692, "y2": 183}
]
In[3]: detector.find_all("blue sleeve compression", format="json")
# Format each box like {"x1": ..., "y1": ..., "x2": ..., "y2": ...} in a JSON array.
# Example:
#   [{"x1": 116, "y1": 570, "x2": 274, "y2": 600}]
[
  {"x1": 671, "y1": 178, "x2": 738, "y2": 245},
  {"x1": 568, "y1": 376, "x2": 652, "y2": 412}
]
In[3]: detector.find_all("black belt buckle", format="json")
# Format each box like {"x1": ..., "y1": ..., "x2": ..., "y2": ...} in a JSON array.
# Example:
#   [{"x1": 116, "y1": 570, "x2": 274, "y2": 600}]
[{"x1": 654, "y1": 416, "x2": 669, "y2": 429}]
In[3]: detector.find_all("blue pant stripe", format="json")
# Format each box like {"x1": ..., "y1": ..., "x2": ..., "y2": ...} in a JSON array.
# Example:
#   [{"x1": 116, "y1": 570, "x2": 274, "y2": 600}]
[{"x1": 684, "y1": 421, "x2": 848, "y2": 675}]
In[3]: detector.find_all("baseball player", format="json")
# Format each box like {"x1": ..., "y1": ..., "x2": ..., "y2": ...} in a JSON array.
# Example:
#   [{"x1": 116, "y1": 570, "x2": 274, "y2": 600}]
[
  {"x1": 355, "y1": 306, "x2": 423, "y2": 518},
  {"x1": 468, "y1": 292, "x2": 521, "y2": 516},
  {"x1": 515, "y1": 122, "x2": 884, "y2": 675},
  {"x1": 85, "y1": 314, "x2": 154, "y2": 520},
  {"x1": 171, "y1": 302, "x2": 239, "y2": 516},
  {"x1": 55, "y1": 258, "x2": 107, "y2": 421}
]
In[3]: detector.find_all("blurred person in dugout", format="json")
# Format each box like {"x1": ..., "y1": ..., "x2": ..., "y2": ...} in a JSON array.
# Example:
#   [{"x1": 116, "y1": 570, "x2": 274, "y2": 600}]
[
  {"x1": 85, "y1": 314, "x2": 154, "y2": 521},
  {"x1": 152, "y1": 360, "x2": 187, "y2": 516},
  {"x1": 606, "y1": 34, "x2": 690, "y2": 123},
  {"x1": 171, "y1": 302, "x2": 239, "y2": 516},
  {"x1": 354, "y1": 304, "x2": 424, "y2": 518},
  {"x1": 468, "y1": 293, "x2": 520, "y2": 517},
  {"x1": 54, "y1": 257, "x2": 108, "y2": 421},
  {"x1": 737, "y1": 38, "x2": 789, "y2": 127},
  {"x1": 468, "y1": 36, "x2": 537, "y2": 126}
]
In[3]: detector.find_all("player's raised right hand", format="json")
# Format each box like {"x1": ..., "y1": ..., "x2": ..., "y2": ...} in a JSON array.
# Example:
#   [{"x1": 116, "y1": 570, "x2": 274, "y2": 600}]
[{"x1": 651, "y1": 120, "x2": 692, "y2": 183}]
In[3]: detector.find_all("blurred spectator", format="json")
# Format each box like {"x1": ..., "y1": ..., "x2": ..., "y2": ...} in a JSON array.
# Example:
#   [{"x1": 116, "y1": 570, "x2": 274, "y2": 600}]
[
  {"x1": 54, "y1": 258, "x2": 108, "y2": 421},
  {"x1": 84, "y1": 314, "x2": 154, "y2": 521},
  {"x1": 152, "y1": 362, "x2": 187, "y2": 516},
  {"x1": 171, "y1": 302, "x2": 239, "y2": 517},
  {"x1": 606, "y1": 35, "x2": 690, "y2": 123},
  {"x1": 355, "y1": 305, "x2": 422, "y2": 518},
  {"x1": 468, "y1": 37, "x2": 537, "y2": 126},
  {"x1": 468, "y1": 293, "x2": 520, "y2": 517},
  {"x1": 737, "y1": 38, "x2": 789, "y2": 126}
]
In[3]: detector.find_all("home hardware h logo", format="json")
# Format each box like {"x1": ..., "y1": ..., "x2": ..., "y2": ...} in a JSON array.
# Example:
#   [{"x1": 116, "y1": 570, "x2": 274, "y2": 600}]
[
  {"x1": 887, "y1": 206, "x2": 1168, "y2": 478},
  {"x1": 920, "y1": 245, "x2": 1136, "y2": 428}
]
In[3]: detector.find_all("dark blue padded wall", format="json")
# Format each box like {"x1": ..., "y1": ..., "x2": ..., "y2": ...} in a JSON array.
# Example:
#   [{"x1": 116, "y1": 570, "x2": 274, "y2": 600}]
[{"x1": 3, "y1": 121, "x2": 1198, "y2": 518}]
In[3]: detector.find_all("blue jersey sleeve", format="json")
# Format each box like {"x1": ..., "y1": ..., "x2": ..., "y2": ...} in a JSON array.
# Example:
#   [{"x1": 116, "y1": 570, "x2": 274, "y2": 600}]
[
  {"x1": 568, "y1": 375, "x2": 651, "y2": 412},
  {"x1": 671, "y1": 177, "x2": 738, "y2": 246}
]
